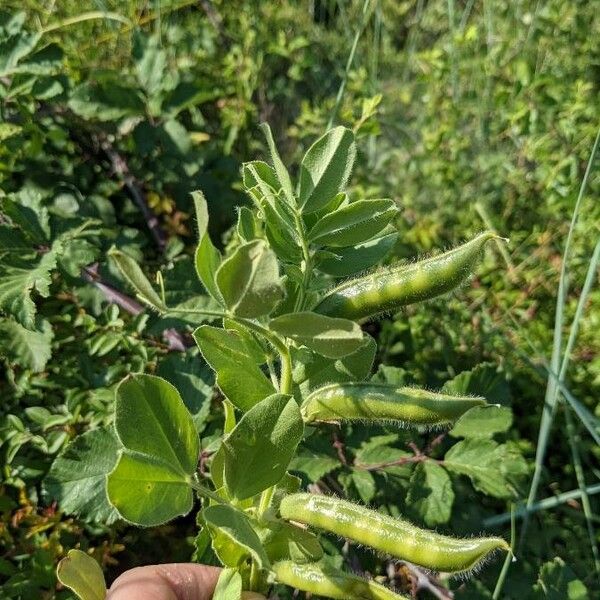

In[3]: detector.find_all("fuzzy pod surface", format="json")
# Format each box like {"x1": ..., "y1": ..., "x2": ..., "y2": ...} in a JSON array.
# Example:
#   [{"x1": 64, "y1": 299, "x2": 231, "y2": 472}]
[
  {"x1": 301, "y1": 382, "x2": 486, "y2": 426},
  {"x1": 272, "y1": 560, "x2": 408, "y2": 600},
  {"x1": 314, "y1": 232, "x2": 501, "y2": 321},
  {"x1": 279, "y1": 494, "x2": 509, "y2": 573}
]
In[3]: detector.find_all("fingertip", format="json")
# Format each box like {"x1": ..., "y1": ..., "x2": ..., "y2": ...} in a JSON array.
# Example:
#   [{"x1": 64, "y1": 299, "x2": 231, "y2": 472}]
[{"x1": 107, "y1": 563, "x2": 221, "y2": 600}]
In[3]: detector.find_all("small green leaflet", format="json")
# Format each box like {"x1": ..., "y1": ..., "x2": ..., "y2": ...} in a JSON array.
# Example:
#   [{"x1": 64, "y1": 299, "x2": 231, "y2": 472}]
[
  {"x1": 222, "y1": 394, "x2": 304, "y2": 500},
  {"x1": 107, "y1": 375, "x2": 199, "y2": 526},
  {"x1": 270, "y1": 312, "x2": 364, "y2": 358},
  {"x1": 192, "y1": 190, "x2": 224, "y2": 304},
  {"x1": 203, "y1": 504, "x2": 269, "y2": 569},
  {"x1": 450, "y1": 405, "x2": 513, "y2": 438},
  {"x1": 194, "y1": 325, "x2": 276, "y2": 411},
  {"x1": 108, "y1": 247, "x2": 166, "y2": 312},
  {"x1": 56, "y1": 549, "x2": 106, "y2": 600},
  {"x1": 212, "y1": 568, "x2": 242, "y2": 600},
  {"x1": 260, "y1": 123, "x2": 295, "y2": 205},
  {"x1": 533, "y1": 557, "x2": 589, "y2": 599},
  {"x1": 307, "y1": 198, "x2": 398, "y2": 248},
  {"x1": 215, "y1": 239, "x2": 283, "y2": 317}
]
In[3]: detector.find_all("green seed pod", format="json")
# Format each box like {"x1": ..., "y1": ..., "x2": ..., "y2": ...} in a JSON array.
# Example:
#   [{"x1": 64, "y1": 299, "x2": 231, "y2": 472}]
[
  {"x1": 272, "y1": 560, "x2": 408, "y2": 600},
  {"x1": 314, "y1": 232, "x2": 502, "y2": 321},
  {"x1": 301, "y1": 382, "x2": 486, "y2": 427},
  {"x1": 280, "y1": 494, "x2": 509, "y2": 573}
]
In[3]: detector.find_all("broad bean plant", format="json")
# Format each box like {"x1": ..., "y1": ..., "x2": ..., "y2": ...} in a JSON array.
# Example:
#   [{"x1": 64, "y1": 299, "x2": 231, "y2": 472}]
[{"x1": 58, "y1": 126, "x2": 509, "y2": 599}]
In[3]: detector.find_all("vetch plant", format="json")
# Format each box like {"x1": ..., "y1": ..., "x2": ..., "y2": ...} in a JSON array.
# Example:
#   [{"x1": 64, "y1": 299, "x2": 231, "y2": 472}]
[{"x1": 57, "y1": 125, "x2": 511, "y2": 599}]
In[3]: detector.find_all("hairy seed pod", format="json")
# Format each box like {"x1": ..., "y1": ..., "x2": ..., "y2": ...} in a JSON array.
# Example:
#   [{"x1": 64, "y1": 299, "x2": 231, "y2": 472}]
[
  {"x1": 272, "y1": 560, "x2": 408, "y2": 600},
  {"x1": 301, "y1": 383, "x2": 486, "y2": 426},
  {"x1": 280, "y1": 494, "x2": 509, "y2": 573},
  {"x1": 314, "y1": 232, "x2": 501, "y2": 321}
]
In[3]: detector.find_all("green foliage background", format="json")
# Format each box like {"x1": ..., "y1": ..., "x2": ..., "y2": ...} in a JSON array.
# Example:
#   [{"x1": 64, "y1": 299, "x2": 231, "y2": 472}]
[{"x1": 0, "y1": 1, "x2": 598, "y2": 598}]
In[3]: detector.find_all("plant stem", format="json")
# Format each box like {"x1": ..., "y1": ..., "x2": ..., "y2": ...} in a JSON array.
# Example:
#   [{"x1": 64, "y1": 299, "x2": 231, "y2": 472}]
[
  {"x1": 492, "y1": 505, "x2": 516, "y2": 599},
  {"x1": 327, "y1": 0, "x2": 373, "y2": 130},
  {"x1": 41, "y1": 11, "x2": 131, "y2": 34},
  {"x1": 190, "y1": 477, "x2": 226, "y2": 505},
  {"x1": 293, "y1": 208, "x2": 312, "y2": 312}
]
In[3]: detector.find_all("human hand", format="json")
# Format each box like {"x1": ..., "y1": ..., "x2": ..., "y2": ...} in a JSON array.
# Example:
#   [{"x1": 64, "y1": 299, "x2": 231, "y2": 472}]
[{"x1": 106, "y1": 563, "x2": 266, "y2": 600}]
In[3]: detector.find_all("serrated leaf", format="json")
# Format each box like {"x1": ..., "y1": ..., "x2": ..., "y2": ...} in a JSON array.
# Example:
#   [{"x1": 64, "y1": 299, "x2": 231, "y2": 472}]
[
  {"x1": 450, "y1": 405, "x2": 513, "y2": 438},
  {"x1": 444, "y1": 438, "x2": 527, "y2": 499},
  {"x1": 106, "y1": 375, "x2": 198, "y2": 526},
  {"x1": 299, "y1": 127, "x2": 356, "y2": 213},
  {"x1": 351, "y1": 469, "x2": 376, "y2": 504},
  {"x1": 307, "y1": 199, "x2": 398, "y2": 247},
  {"x1": 56, "y1": 549, "x2": 106, "y2": 600},
  {"x1": 533, "y1": 557, "x2": 589, "y2": 599},
  {"x1": 0, "y1": 318, "x2": 52, "y2": 372},
  {"x1": 223, "y1": 394, "x2": 303, "y2": 500},
  {"x1": 203, "y1": 504, "x2": 269, "y2": 569},
  {"x1": 443, "y1": 363, "x2": 511, "y2": 406},
  {"x1": 406, "y1": 462, "x2": 454, "y2": 526},
  {"x1": 1, "y1": 192, "x2": 49, "y2": 243},
  {"x1": 271, "y1": 312, "x2": 363, "y2": 358},
  {"x1": 289, "y1": 452, "x2": 339, "y2": 482},
  {"x1": 0, "y1": 243, "x2": 60, "y2": 328},
  {"x1": 44, "y1": 428, "x2": 119, "y2": 524},
  {"x1": 216, "y1": 240, "x2": 283, "y2": 317},
  {"x1": 193, "y1": 325, "x2": 276, "y2": 411}
]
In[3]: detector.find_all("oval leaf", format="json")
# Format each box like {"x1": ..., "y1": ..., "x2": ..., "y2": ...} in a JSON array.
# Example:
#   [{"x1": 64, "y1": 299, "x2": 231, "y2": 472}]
[
  {"x1": 216, "y1": 240, "x2": 283, "y2": 317},
  {"x1": 106, "y1": 374, "x2": 199, "y2": 525},
  {"x1": 270, "y1": 312, "x2": 364, "y2": 358},
  {"x1": 56, "y1": 549, "x2": 106, "y2": 600},
  {"x1": 223, "y1": 394, "x2": 304, "y2": 500}
]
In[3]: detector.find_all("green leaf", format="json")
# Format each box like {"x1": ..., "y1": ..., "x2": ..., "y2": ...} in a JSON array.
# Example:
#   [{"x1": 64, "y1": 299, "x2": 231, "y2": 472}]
[
  {"x1": 203, "y1": 504, "x2": 269, "y2": 568},
  {"x1": 1, "y1": 193, "x2": 49, "y2": 243},
  {"x1": 212, "y1": 568, "x2": 242, "y2": 600},
  {"x1": 0, "y1": 318, "x2": 52, "y2": 372},
  {"x1": 443, "y1": 362, "x2": 512, "y2": 406},
  {"x1": 289, "y1": 451, "x2": 339, "y2": 482},
  {"x1": 299, "y1": 127, "x2": 356, "y2": 213},
  {"x1": 450, "y1": 405, "x2": 513, "y2": 438},
  {"x1": 133, "y1": 33, "x2": 167, "y2": 98},
  {"x1": 215, "y1": 240, "x2": 283, "y2": 317},
  {"x1": 271, "y1": 312, "x2": 363, "y2": 358},
  {"x1": 533, "y1": 557, "x2": 589, "y2": 599},
  {"x1": 106, "y1": 375, "x2": 199, "y2": 525},
  {"x1": 444, "y1": 438, "x2": 527, "y2": 499},
  {"x1": 406, "y1": 462, "x2": 454, "y2": 526},
  {"x1": 307, "y1": 199, "x2": 398, "y2": 247},
  {"x1": 260, "y1": 520, "x2": 323, "y2": 564},
  {"x1": 293, "y1": 332, "x2": 376, "y2": 394},
  {"x1": 108, "y1": 247, "x2": 166, "y2": 312},
  {"x1": 242, "y1": 161, "x2": 301, "y2": 263},
  {"x1": 192, "y1": 190, "x2": 223, "y2": 304},
  {"x1": 194, "y1": 325, "x2": 276, "y2": 411},
  {"x1": 316, "y1": 230, "x2": 398, "y2": 277},
  {"x1": 260, "y1": 123, "x2": 295, "y2": 205},
  {"x1": 44, "y1": 428, "x2": 119, "y2": 524},
  {"x1": 0, "y1": 243, "x2": 60, "y2": 329},
  {"x1": 156, "y1": 350, "x2": 214, "y2": 433},
  {"x1": 351, "y1": 469, "x2": 376, "y2": 504},
  {"x1": 69, "y1": 80, "x2": 144, "y2": 121},
  {"x1": 223, "y1": 394, "x2": 304, "y2": 500},
  {"x1": 56, "y1": 549, "x2": 106, "y2": 600}
]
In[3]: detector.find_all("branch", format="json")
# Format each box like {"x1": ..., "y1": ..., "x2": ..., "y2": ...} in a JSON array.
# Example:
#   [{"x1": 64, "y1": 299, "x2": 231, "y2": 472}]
[{"x1": 100, "y1": 140, "x2": 167, "y2": 251}]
